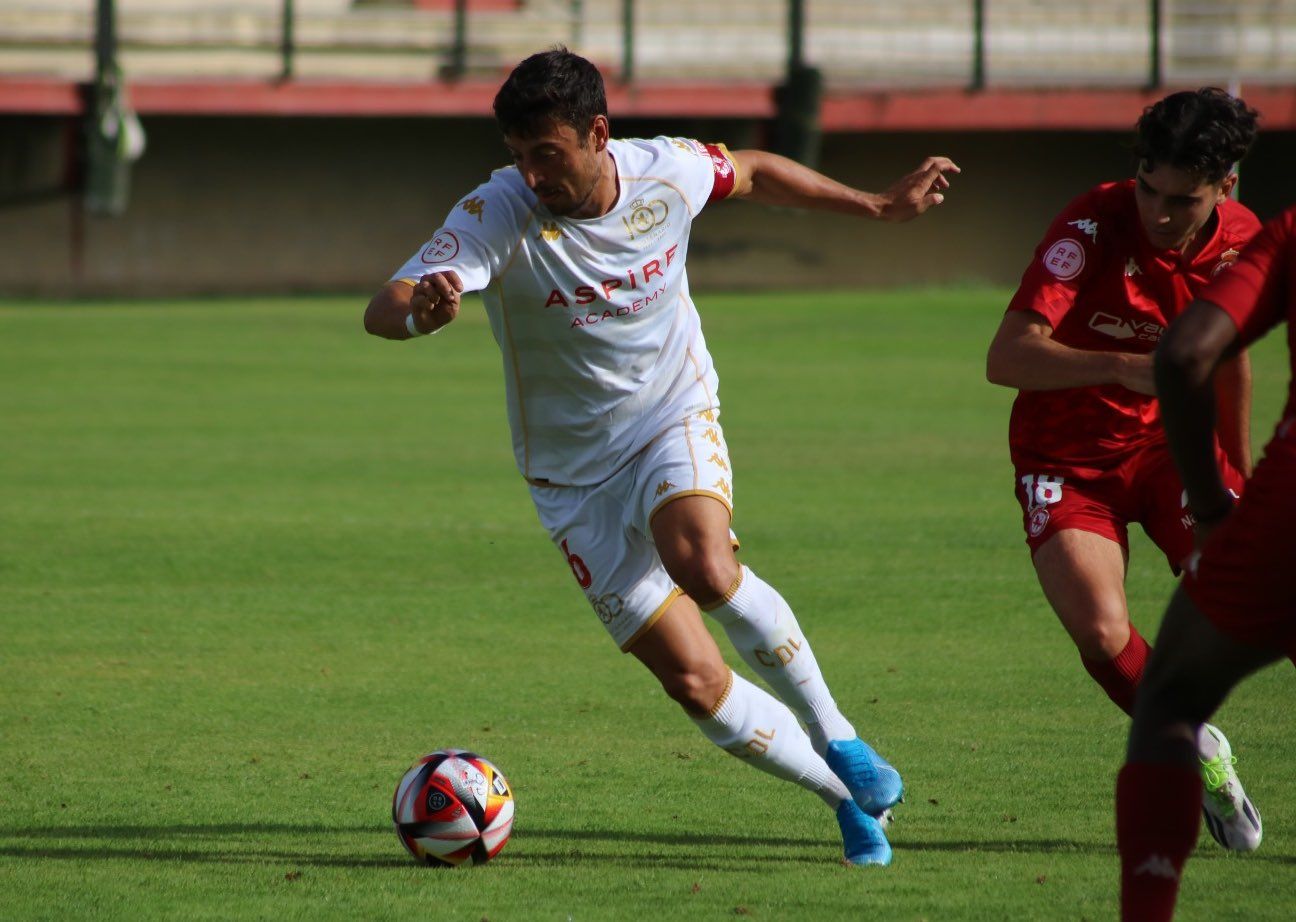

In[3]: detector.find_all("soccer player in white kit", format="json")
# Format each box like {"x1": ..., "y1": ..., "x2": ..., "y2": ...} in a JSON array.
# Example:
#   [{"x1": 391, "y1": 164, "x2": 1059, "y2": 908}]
[{"x1": 365, "y1": 48, "x2": 959, "y2": 866}]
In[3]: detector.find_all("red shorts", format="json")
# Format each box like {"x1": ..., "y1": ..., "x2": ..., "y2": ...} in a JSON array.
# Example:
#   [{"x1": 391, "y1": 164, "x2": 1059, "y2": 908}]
[
  {"x1": 1013, "y1": 440, "x2": 1245, "y2": 572},
  {"x1": 1184, "y1": 424, "x2": 1296, "y2": 659}
]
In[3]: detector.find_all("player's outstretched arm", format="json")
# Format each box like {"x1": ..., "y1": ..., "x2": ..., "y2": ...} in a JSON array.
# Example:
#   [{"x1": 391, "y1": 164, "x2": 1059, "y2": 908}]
[
  {"x1": 986, "y1": 310, "x2": 1155, "y2": 394},
  {"x1": 1155, "y1": 299, "x2": 1242, "y2": 526},
  {"x1": 729, "y1": 150, "x2": 959, "y2": 222},
  {"x1": 364, "y1": 271, "x2": 463, "y2": 340}
]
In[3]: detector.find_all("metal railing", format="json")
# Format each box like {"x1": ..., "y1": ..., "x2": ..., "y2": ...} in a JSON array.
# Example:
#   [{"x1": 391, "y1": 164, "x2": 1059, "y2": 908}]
[{"x1": 1, "y1": 0, "x2": 1294, "y2": 88}]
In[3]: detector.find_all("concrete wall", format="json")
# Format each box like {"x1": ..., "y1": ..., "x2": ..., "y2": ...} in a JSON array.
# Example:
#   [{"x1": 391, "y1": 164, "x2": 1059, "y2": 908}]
[{"x1": 4, "y1": 114, "x2": 1296, "y2": 297}]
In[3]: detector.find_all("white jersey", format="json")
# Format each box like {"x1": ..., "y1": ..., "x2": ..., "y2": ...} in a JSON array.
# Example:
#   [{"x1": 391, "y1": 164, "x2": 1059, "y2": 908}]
[{"x1": 391, "y1": 136, "x2": 743, "y2": 486}]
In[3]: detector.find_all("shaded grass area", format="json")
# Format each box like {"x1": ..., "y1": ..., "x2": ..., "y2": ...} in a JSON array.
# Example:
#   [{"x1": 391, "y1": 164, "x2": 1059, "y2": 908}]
[{"x1": 1, "y1": 292, "x2": 1293, "y2": 920}]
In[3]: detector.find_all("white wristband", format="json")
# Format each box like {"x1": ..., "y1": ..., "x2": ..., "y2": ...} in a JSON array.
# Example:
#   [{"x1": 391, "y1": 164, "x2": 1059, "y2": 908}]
[{"x1": 405, "y1": 313, "x2": 428, "y2": 337}]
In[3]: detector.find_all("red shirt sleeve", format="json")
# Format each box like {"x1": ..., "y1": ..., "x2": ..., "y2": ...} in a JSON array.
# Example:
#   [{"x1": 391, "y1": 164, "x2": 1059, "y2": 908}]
[
  {"x1": 1198, "y1": 208, "x2": 1296, "y2": 348},
  {"x1": 1006, "y1": 188, "x2": 1106, "y2": 328}
]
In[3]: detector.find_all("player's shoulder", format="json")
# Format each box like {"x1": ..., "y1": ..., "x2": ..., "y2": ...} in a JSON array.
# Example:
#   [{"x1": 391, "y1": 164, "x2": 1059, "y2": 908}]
[
  {"x1": 614, "y1": 136, "x2": 712, "y2": 173},
  {"x1": 441, "y1": 168, "x2": 534, "y2": 232},
  {"x1": 1038, "y1": 181, "x2": 1127, "y2": 252},
  {"x1": 1062, "y1": 179, "x2": 1133, "y2": 221},
  {"x1": 1217, "y1": 198, "x2": 1262, "y2": 243},
  {"x1": 1253, "y1": 204, "x2": 1296, "y2": 254},
  {"x1": 471, "y1": 167, "x2": 534, "y2": 212}
]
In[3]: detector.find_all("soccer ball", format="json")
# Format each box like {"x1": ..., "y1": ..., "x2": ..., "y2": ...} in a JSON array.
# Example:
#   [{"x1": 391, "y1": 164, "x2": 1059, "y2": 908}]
[{"x1": 392, "y1": 749, "x2": 515, "y2": 867}]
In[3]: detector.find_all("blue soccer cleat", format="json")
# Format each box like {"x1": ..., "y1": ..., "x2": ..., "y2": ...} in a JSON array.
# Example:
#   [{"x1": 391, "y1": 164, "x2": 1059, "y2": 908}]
[
  {"x1": 825, "y1": 737, "x2": 904, "y2": 817},
  {"x1": 836, "y1": 799, "x2": 892, "y2": 866}
]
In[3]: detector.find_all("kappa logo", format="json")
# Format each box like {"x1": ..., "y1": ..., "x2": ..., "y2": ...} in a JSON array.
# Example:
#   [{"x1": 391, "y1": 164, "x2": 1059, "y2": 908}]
[
  {"x1": 1134, "y1": 854, "x2": 1179, "y2": 880},
  {"x1": 459, "y1": 196, "x2": 485, "y2": 222},
  {"x1": 1068, "y1": 218, "x2": 1099, "y2": 241},
  {"x1": 1043, "y1": 238, "x2": 1085, "y2": 280},
  {"x1": 654, "y1": 479, "x2": 676, "y2": 498},
  {"x1": 708, "y1": 452, "x2": 730, "y2": 473},
  {"x1": 1089, "y1": 311, "x2": 1164, "y2": 342},
  {"x1": 537, "y1": 220, "x2": 565, "y2": 243},
  {"x1": 1125, "y1": 257, "x2": 1142, "y2": 277},
  {"x1": 713, "y1": 478, "x2": 732, "y2": 501}
]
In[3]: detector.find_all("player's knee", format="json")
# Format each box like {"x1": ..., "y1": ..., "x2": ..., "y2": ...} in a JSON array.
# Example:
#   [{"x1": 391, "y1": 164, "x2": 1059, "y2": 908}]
[
  {"x1": 658, "y1": 662, "x2": 729, "y2": 717},
  {"x1": 669, "y1": 553, "x2": 739, "y2": 607},
  {"x1": 1071, "y1": 615, "x2": 1131, "y2": 660}
]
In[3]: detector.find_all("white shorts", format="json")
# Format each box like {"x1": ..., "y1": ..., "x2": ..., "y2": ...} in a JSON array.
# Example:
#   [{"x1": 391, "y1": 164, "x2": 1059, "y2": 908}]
[{"x1": 529, "y1": 409, "x2": 736, "y2": 652}]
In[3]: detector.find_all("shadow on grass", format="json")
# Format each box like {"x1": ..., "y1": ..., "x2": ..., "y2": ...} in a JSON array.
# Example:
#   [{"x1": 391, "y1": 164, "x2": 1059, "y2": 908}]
[{"x1": 3, "y1": 825, "x2": 1292, "y2": 870}]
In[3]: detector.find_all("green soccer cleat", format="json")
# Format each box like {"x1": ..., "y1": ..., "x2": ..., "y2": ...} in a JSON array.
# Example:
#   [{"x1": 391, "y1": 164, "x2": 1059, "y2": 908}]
[{"x1": 1198, "y1": 723, "x2": 1262, "y2": 852}]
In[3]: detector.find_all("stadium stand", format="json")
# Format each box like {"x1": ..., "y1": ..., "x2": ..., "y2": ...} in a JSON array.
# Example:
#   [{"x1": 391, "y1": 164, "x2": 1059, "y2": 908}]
[
  {"x1": 2, "y1": 1, "x2": 1295, "y2": 295},
  {"x1": 1, "y1": 1, "x2": 1295, "y2": 87}
]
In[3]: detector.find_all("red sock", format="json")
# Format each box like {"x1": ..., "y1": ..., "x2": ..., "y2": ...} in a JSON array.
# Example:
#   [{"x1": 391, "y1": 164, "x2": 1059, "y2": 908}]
[
  {"x1": 1081, "y1": 625, "x2": 1150, "y2": 715},
  {"x1": 1117, "y1": 761, "x2": 1202, "y2": 922}
]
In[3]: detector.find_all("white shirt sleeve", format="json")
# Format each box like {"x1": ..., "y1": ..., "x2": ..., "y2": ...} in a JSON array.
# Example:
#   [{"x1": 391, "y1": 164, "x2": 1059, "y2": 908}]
[
  {"x1": 388, "y1": 179, "x2": 522, "y2": 292},
  {"x1": 653, "y1": 136, "x2": 742, "y2": 217}
]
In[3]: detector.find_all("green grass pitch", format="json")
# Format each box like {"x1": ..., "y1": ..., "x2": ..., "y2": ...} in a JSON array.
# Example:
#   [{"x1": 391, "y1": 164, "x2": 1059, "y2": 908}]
[{"x1": 1, "y1": 291, "x2": 1293, "y2": 921}]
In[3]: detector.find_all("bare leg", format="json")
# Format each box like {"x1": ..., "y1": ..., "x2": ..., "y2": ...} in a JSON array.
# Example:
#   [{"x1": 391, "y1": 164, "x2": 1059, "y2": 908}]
[
  {"x1": 1032, "y1": 529, "x2": 1131, "y2": 658},
  {"x1": 1032, "y1": 529, "x2": 1147, "y2": 713}
]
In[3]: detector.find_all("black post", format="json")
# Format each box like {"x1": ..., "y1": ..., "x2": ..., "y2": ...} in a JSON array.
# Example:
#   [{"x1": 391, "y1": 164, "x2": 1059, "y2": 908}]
[
  {"x1": 570, "y1": 0, "x2": 583, "y2": 50},
  {"x1": 280, "y1": 0, "x2": 295, "y2": 81},
  {"x1": 788, "y1": 0, "x2": 804, "y2": 71},
  {"x1": 774, "y1": 0, "x2": 822, "y2": 167},
  {"x1": 1148, "y1": 0, "x2": 1163, "y2": 89},
  {"x1": 622, "y1": 0, "x2": 634, "y2": 82},
  {"x1": 448, "y1": 0, "x2": 468, "y2": 79},
  {"x1": 971, "y1": 0, "x2": 986, "y2": 90},
  {"x1": 87, "y1": 0, "x2": 140, "y2": 216},
  {"x1": 94, "y1": 0, "x2": 115, "y2": 81}
]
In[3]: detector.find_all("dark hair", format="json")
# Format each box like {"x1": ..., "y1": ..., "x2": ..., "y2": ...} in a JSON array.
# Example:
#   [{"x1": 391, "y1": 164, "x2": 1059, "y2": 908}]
[
  {"x1": 1134, "y1": 87, "x2": 1259, "y2": 184},
  {"x1": 493, "y1": 47, "x2": 607, "y2": 139}
]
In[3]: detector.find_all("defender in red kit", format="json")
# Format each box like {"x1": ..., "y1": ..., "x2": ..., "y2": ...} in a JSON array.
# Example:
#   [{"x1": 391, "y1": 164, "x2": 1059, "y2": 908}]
[
  {"x1": 986, "y1": 88, "x2": 1263, "y2": 851},
  {"x1": 1118, "y1": 205, "x2": 1296, "y2": 920}
]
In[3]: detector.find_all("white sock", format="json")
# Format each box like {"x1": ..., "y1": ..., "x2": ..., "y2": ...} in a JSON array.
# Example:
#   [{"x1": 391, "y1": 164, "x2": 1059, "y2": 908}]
[
  {"x1": 706, "y1": 565, "x2": 856, "y2": 754},
  {"x1": 694, "y1": 670, "x2": 850, "y2": 809},
  {"x1": 1197, "y1": 723, "x2": 1220, "y2": 760}
]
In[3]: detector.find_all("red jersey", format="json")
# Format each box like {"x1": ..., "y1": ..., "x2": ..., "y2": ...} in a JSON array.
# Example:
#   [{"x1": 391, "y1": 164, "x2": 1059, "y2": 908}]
[
  {"x1": 1200, "y1": 205, "x2": 1296, "y2": 432},
  {"x1": 1006, "y1": 180, "x2": 1259, "y2": 470}
]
